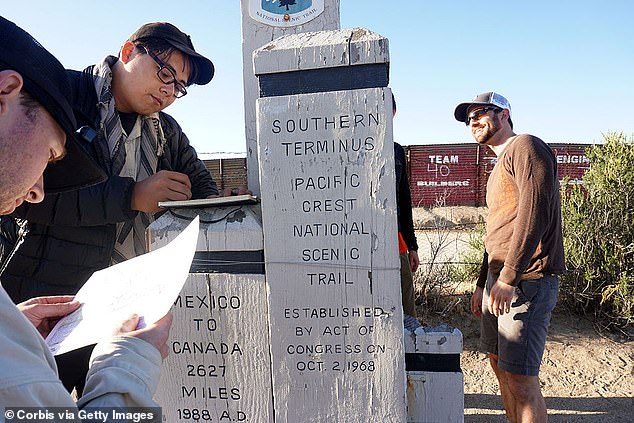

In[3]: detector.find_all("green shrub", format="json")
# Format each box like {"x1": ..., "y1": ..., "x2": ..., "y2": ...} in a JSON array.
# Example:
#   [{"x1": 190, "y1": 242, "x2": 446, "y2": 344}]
[{"x1": 560, "y1": 132, "x2": 634, "y2": 329}]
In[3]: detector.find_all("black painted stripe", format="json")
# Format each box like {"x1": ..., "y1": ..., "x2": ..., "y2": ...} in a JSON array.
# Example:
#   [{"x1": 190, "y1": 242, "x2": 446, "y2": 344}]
[
  {"x1": 258, "y1": 63, "x2": 389, "y2": 97},
  {"x1": 405, "y1": 353, "x2": 461, "y2": 373},
  {"x1": 190, "y1": 250, "x2": 265, "y2": 274}
]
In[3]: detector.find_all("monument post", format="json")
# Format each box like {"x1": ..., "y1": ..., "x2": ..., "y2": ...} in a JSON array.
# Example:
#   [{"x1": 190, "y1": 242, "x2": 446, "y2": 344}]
[
  {"x1": 147, "y1": 206, "x2": 273, "y2": 422},
  {"x1": 255, "y1": 28, "x2": 406, "y2": 421},
  {"x1": 146, "y1": 3, "x2": 465, "y2": 419},
  {"x1": 240, "y1": 0, "x2": 341, "y2": 196}
]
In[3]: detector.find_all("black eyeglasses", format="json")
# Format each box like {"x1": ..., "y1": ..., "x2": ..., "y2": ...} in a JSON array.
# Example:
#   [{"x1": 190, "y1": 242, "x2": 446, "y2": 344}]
[
  {"x1": 466, "y1": 106, "x2": 501, "y2": 125},
  {"x1": 141, "y1": 46, "x2": 187, "y2": 98}
]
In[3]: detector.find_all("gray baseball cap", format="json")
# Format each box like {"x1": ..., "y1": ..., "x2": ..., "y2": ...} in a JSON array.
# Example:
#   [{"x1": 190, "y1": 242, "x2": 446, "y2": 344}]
[
  {"x1": 454, "y1": 91, "x2": 512, "y2": 123},
  {"x1": 128, "y1": 22, "x2": 214, "y2": 86}
]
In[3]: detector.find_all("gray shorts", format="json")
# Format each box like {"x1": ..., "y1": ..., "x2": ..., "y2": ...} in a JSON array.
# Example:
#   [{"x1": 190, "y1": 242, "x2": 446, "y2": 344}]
[{"x1": 480, "y1": 272, "x2": 559, "y2": 376}]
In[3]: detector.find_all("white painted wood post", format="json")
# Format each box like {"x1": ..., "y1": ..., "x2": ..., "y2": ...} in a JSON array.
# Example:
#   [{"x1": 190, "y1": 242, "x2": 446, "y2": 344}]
[
  {"x1": 255, "y1": 29, "x2": 406, "y2": 422},
  {"x1": 147, "y1": 206, "x2": 273, "y2": 422},
  {"x1": 240, "y1": 0, "x2": 341, "y2": 196}
]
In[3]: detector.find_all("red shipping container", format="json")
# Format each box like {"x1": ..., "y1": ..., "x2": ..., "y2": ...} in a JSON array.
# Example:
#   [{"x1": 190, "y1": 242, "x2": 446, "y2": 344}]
[
  {"x1": 407, "y1": 144, "x2": 480, "y2": 207},
  {"x1": 550, "y1": 143, "x2": 590, "y2": 187}
]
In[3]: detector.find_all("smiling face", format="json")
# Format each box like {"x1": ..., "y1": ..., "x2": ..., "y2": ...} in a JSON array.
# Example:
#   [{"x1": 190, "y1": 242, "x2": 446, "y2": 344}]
[
  {"x1": 467, "y1": 105, "x2": 504, "y2": 145},
  {"x1": 0, "y1": 91, "x2": 65, "y2": 215},
  {"x1": 112, "y1": 42, "x2": 191, "y2": 115}
]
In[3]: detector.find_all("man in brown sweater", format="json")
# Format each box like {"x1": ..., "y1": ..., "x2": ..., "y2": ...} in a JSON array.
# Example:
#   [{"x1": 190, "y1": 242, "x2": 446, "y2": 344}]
[{"x1": 454, "y1": 92, "x2": 565, "y2": 423}]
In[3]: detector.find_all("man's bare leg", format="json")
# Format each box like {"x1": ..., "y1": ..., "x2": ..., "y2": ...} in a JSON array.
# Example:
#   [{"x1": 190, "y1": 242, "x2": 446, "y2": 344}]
[
  {"x1": 506, "y1": 372, "x2": 547, "y2": 423},
  {"x1": 489, "y1": 354, "x2": 517, "y2": 422}
]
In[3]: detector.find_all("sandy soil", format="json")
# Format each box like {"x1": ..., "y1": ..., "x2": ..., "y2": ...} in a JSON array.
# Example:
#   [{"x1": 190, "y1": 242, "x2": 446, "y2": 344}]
[
  {"x1": 412, "y1": 207, "x2": 634, "y2": 422},
  {"x1": 420, "y1": 305, "x2": 634, "y2": 422}
]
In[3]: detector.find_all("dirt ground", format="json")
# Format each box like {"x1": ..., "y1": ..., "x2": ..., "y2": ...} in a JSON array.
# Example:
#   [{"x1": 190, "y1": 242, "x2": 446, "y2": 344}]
[
  {"x1": 420, "y1": 304, "x2": 633, "y2": 422},
  {"x1": 412, "y1": 207, "x2": 634, "y2": 422}
]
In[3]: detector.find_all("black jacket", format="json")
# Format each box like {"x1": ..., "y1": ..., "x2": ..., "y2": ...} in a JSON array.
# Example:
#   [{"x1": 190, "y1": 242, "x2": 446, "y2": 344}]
[
  {"x1": 1, "y1": 65, "x2": 218, "y2": 303},
  {"x1": 394, "y1": 142, "x2": 418, "y2": 252}
]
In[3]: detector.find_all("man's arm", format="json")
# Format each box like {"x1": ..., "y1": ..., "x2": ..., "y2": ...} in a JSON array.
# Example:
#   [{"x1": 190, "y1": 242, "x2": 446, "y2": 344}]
[
  {"x1": 471, "y1": 252, "x2": 488, "y2": 317},
  {"x1": 18, "y1": 295, "x2": 80, "y2": 338},
  {"x1": 498, "y1": 136, "x2": 556, "y2": 286},
  {"x1": 20, "y1": 295, "x2": 172, "y2": 408},
  {"x1": 77, "y1": 313, "x2": 172, "y2": 408},
  {"x1": 161, "y1": 113, "x2": 219, "y2": 199},
  {"x1": 476, "y1": 251, "x2": 488, "y2": 289},
  {"x1": 0, "y1": 288, "x2": 171, "y2": 414},
  {"x1": 408, "y1": 250, "x2": 420, "y2": 273},
  {"x1": 489, "y1": 137, "x2": 556, "y2": 316},
  {"x1": 131, "y1": 170, "x2": 192, "y2": 213},
  {"x1": 395, "y1": 143, "x2": 418, "y2": 259}
]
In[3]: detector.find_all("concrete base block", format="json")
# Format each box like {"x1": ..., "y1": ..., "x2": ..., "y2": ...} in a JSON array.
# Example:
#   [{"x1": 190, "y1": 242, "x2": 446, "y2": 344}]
[
  {"x1": 404, "y1": 324, "x2": 464, "y2": 422},
  {"x1": 406, "y1": 371, "x2": 464, "y2": 423}
]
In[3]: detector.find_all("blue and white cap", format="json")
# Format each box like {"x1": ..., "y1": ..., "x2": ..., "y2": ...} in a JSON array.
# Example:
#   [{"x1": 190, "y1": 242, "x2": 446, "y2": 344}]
[{"x1": 454, "y1": 91, "x2": 512, "y2": 123}]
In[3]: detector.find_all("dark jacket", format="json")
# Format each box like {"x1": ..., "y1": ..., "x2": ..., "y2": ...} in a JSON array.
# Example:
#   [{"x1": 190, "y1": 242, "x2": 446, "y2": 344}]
[
  {"x1": 0, "y1": 218, "x2": 27, "y2": 277},
  {"x1": 394, "y1": 142, "x2": 417, "y2": 251},
  {"x1": 1, "y1": 65, "x2": 218, "y2": 303}
]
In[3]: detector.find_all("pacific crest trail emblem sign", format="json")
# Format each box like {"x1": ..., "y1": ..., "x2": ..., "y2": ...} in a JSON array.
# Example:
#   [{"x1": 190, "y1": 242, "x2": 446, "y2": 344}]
[{"x1": 249, "y1": 0, "x2": 325, "y2": 27}]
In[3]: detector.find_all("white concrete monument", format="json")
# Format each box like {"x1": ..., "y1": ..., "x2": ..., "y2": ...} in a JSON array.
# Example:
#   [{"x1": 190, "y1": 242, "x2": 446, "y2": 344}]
[
  {"x1": 255, "y1": 28, "x2": 406, "y2": 422},
  {"x1": 146, "y1": 2, "x2": 464, "y2": 421},
  {"x1": 148, "y1": 206, "x2": 273, "y2": 422}
]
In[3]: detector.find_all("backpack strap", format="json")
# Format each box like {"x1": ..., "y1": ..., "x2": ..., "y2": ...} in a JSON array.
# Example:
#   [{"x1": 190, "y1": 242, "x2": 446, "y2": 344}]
[
  {"x1": 67, "y1": 66, "x2": 112, "y2": 173},
  {"x1": 67, "y1": 65, "x2": 99, "y2": 128}
]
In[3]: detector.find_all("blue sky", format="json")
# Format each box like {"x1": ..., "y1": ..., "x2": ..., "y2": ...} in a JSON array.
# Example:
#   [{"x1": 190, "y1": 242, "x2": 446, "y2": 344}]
[{"x1": 4, "y1": 1, "x2": 633, "y2": 153}]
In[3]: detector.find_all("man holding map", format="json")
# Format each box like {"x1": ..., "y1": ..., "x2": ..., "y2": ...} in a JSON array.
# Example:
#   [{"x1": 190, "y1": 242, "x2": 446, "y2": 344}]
[{"x1": 0, "y1": 16, "x2": 172, "y2": 413}]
